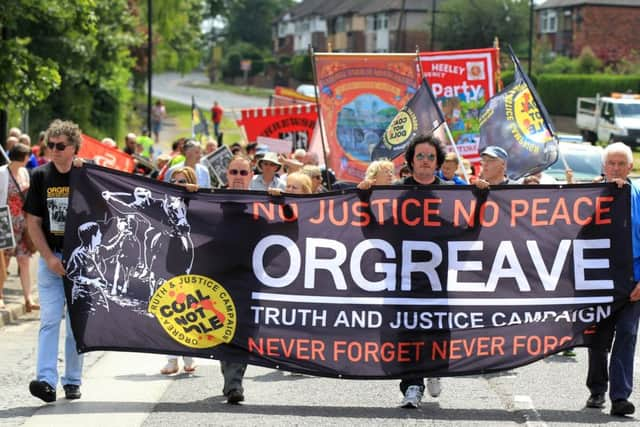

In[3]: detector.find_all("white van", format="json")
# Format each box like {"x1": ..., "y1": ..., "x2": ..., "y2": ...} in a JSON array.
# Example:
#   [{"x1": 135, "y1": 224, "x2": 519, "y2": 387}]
[{"x1": 576, "y1": 93, "x2": 640, "y2": 145}]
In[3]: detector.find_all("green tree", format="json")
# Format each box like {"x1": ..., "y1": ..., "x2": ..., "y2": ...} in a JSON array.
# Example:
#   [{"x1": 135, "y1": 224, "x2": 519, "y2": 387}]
[
  {"x1": 136, "y1": 0, "x2": 205, "y2": 74},
  {"x1": 435, "y1": 0, "x2": 529, "y2": 52},
  {"x1": 1, "y1": 0, "x2": 140, "y2": 140},
  {"x1": 224, "y1": 0, "x2": 293, "y2": 49}
]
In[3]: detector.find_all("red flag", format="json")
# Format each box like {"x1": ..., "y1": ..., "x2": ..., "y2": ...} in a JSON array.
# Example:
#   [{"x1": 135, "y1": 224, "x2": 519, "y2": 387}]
[{"x1": 79, "y1": 134, "x2": 135, "y2": 173}]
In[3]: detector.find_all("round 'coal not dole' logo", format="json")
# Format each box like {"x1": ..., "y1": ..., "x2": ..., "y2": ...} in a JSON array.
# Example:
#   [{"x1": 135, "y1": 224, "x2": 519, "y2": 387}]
[
  {"x1": 510, "y1": 83, "x2": 553, "y2": 145},
  {"x1": 382, "y1": 108, "x2": 418, "y2": 149},
  {"x1": 148, "y1": 274, "x2": 236, "y2": 349}
]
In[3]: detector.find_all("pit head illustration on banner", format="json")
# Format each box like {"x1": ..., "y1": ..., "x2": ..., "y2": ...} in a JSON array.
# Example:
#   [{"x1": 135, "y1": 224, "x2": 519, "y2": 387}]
[
  {"x1": 314, "y1": 53, "x2": 420, "y2": 181},
  {"x1": 419, "y1": 48, "x2": 499, "y2": 163}
]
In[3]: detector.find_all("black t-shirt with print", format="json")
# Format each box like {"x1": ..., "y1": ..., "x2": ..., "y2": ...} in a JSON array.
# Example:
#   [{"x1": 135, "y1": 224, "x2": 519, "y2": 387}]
[{"x1": 24, "y1": 162, "x2": 70, "y2": 253}]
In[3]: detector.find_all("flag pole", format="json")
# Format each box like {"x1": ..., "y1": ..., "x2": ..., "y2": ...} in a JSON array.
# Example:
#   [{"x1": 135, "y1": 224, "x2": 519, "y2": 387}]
[
  {"x1": 415, "y1": 47, "x2": 470, "y2": 183},
  {"x1": 191, "y1": 95, "x2": 196, "y2": 138},
  {"x1": 309, "y1": 45, "x2": 332, "y2": 190},
  {"x1": 507, "y1": 44, "x2": 556, "y2": 136}
]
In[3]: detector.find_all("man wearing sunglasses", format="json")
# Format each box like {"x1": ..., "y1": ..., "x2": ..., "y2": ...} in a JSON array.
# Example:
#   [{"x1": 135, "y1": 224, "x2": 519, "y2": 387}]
[
  {"x1": 396, "y1": 134, "x2": 449, "y2": 408},
  {"x1": 24, "y1": 119, "x2": 84, "y2": 403},
  {"x1": 207, "y1": 154, "x2": 254, "y2": 404}
]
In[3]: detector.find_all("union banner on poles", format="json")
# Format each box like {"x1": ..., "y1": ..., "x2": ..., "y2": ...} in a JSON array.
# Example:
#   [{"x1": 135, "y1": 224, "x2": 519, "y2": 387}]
[
  {"x1": 314, "y1": 53, "x2": 420, "y2": 181},
  {"x1": 419, "y1": 48, "x2": 499, "y2": 163},
  {"x1": 64, "y1": 165, "x2": 632, "y2": 379}
]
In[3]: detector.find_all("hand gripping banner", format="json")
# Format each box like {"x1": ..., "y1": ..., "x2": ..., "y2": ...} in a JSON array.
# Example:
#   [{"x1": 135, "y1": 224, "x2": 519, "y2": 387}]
[{"x1": 64, "y1": 164, "x2": 633, "y2": 379}]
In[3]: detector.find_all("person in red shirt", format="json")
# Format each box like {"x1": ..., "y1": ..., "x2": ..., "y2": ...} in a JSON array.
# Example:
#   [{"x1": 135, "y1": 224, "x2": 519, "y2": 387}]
[{"x1": 211, "y1": 101, "x2": 223, "y2": 139}]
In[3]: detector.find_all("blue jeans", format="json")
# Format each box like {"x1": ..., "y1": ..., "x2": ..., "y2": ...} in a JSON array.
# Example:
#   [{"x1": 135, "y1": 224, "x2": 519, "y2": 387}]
[{"x1": 36, "y1": 254, "x2": 84, "y2": 388}]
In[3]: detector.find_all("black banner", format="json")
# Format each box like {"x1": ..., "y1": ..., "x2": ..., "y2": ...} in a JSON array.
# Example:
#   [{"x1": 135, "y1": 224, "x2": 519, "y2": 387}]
[{"x1": 64, "y1": 164, "x2": 633, "y2": 378}]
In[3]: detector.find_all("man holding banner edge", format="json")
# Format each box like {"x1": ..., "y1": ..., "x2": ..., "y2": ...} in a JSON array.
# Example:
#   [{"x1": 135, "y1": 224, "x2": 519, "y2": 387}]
[{"x1": 585, "y1": 142, "x2": 640, "y2": 417}]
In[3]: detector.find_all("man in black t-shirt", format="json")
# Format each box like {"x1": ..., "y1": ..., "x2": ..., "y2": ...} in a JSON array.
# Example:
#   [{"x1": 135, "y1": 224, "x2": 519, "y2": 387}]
[{"x1": 24, "y1": 119, "x2": 84, "y2": 403}]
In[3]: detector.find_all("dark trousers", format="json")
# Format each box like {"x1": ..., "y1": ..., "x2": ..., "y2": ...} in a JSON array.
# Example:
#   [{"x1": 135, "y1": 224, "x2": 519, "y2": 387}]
[{"x1": 587, "y1": 302, "x2": 640, "y2": 401}]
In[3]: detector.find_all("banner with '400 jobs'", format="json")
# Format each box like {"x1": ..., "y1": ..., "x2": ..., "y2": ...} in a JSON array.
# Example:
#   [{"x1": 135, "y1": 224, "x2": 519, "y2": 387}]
[{"x1": 63, "y1": 164, "x2": 633, "y2": 379}]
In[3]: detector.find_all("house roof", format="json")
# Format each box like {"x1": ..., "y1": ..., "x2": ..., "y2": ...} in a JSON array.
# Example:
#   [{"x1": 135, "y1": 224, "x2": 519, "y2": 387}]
[
  {"x1": 325, "y1": 0, "x2": 372, "y2": 18},
  {"x1": 285, "y1": 0, "x2": 343, "y2": 19},
  {"x1": 537, "y1": 0, "x2": 640, "y2": 9},
  {"x1": 358, "y1": 0, "x2": 434, "y2": 15}
]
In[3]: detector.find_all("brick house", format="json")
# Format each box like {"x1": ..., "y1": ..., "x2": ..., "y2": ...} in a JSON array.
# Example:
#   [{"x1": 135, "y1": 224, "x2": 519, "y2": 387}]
[
  {"x1": 273, "y1": 0, "x2": 435, "y2": 55},
  {"x1": 535, "y1": 0, "x2": 640, "y2": 63}
]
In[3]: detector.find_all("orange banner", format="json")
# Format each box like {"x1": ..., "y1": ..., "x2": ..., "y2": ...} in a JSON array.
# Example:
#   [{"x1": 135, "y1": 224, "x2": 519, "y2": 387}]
[
  {"x1": 314, "y1": 54, "x2": 419, "y2": 181},
  {"x1": 79, "y1": 134, "x2": 135, "y2": 173}
]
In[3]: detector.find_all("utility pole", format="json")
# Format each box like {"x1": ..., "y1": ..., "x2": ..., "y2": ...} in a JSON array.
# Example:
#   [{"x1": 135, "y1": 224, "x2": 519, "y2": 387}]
[
  {"x1": 430, "y1": 0, "x2": 437, "y2": 51},
  {"x1": 147, "y1": 0, "x2": 153, "y2": 134},
  {"x1": 528, "y1": 0, "x2": 534, "y2": 75},
  {"x1": 0, "y1": 26, "x2": 8, "y2": 145}
]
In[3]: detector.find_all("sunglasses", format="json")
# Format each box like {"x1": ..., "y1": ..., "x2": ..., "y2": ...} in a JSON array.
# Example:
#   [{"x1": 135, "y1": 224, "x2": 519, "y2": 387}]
[
  {"x1": 415, "y1": 152, "x2": 436, "y2": 161},
  {"x1": 170, "y1": 178, "x2": 188, "y2": 184},
  {"x1": 47, "y1": 141, "x2": 71, "y2": 151},
  {"x1": 312, "y1": 175, "x2": 322, "y2": 180},
  {"x1": 228, "y1": 169, "x2": 250, "y2": 176}
]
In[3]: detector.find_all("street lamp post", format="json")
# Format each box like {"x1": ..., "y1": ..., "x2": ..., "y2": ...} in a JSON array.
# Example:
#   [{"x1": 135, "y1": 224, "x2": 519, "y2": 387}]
[
  {"x1": 147, "y1": 0, "x2": 152, "y2": 134},
  {"x1": 528, "y1": 0, "x2": 534, "y2": 75}
]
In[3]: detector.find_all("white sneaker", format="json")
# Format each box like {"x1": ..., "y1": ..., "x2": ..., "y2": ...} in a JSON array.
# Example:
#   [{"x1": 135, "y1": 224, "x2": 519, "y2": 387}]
[
  {"x1": 427, "y1": 377, "x2": 442, "y2": 397},
  {"x1": 401, "y1": 385, "x2": 423, "y2": 408},
  {"x1": 160, "y1": 358, "x2": 179, "y2": 375}
]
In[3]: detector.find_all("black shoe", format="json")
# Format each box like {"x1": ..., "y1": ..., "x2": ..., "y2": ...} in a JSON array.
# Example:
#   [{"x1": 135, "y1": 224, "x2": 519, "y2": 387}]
[
  {"x1": 611, "y1": 399, "x2": 635, "y2": 416},
  {"x1": 226, "y1": 389, "x2": 244, "y2": 404},
  {"x1": 586, "y1": 393, "x2": 605, "y2": 408},
  {"x1": 63, "y1": 384, "x2": 82, "y2": 400},
  {"x1": 29, "y1": 380, "x2": 56, "y2": 403}
]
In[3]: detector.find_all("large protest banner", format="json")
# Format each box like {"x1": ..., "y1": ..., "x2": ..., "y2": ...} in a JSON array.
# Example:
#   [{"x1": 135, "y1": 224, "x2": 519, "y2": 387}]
[
  {"x1": 64, "y1": 165, "x2": 632, "y2": 378},
  {"x1": 420, "y1": 48, "x2": 499, "y2": 164},
  {"x1": 314, "y1": 53, "x2": 420, "y2": 181}
]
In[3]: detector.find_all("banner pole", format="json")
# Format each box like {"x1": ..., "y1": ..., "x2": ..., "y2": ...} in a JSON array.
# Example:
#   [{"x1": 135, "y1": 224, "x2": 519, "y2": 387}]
[
  {"x1": 191, "y1": 95, "x2": 195, "y2": 138},
  {"x1": 309, "y1": 45, "x2": 332, "y2": 190}
]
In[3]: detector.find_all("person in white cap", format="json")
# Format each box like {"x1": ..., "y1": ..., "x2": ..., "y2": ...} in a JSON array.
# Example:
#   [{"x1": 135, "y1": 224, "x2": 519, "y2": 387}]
[
  {"x1": 249, "y1": 152, "x2": 286, "y2": 191},
  {"x1": 475, "y1": 145, "x2": 512, "y2": 188}
]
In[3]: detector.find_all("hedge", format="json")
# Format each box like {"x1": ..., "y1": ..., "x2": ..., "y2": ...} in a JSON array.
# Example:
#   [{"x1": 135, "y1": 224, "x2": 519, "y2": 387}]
[
  {"x1": 498, "y1": 72, "x2": 640, "y2": 116},
  {"x1": 536, "y1": 74, "x2": 640, "y2": 116}
]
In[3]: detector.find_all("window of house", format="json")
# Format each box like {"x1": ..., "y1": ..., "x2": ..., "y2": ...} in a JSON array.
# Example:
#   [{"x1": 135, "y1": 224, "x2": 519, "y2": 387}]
[
  {"x1": 374, "y1": 14, "x2": 388, "y2": 30},
  {"x1": 335, "y1": 16, "x2": 345, "y2": 32},
  {"x1": 540, "y1": 10, "x2": 557, "y2": 33},
  {"x1": 366, "y1": 16, "x2": 374, "y2": 31}
]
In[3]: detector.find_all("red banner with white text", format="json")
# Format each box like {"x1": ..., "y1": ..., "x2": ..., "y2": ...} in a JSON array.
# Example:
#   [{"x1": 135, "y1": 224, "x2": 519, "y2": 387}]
[
  {"x1": 79, "y1": 134, "x2": 135, "y2": 173},
  {"x1": 236, "y1": 104, "x2": 318, "y2": 151}
]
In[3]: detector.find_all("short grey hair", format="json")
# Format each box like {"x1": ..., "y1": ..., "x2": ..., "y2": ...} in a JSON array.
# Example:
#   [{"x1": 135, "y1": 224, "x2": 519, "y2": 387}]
[{"x1": 603, "y1": 142, "x2": 633, "y2": 165}]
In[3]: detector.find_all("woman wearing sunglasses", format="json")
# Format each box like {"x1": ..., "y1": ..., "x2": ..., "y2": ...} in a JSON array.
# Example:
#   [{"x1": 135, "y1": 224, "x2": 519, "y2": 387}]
[{"x1": 168, "y1": 166, "x2": 199, "y2": 192}]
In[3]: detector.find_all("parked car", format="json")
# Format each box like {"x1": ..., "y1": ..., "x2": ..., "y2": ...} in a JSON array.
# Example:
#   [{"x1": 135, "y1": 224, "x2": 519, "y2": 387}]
[
  {"x1": 543, "y1": 136, "x2": 603, "y2": 183},
  {"x1": 296, "y1": 84, "x2": 319, "y2": 98}
]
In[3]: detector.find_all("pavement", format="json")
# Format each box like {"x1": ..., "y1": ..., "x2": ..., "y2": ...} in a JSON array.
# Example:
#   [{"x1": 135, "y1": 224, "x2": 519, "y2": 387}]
[{"x1": 0, "y1": 256, "x2": 38, "y2": 328}]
